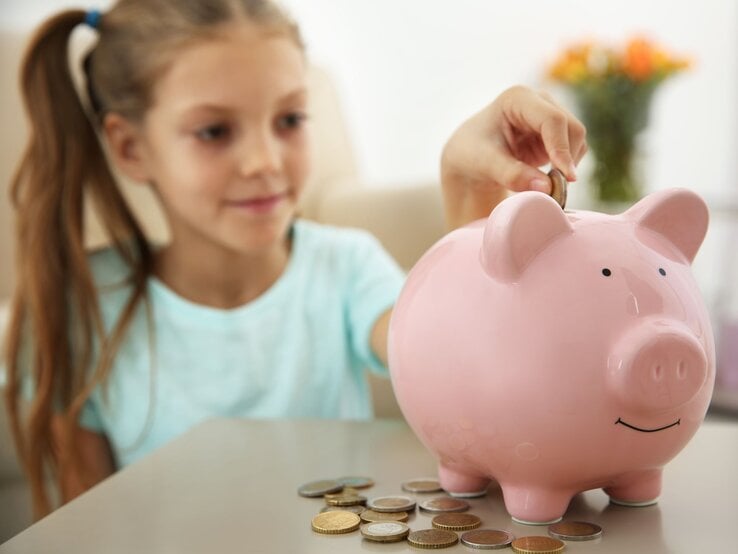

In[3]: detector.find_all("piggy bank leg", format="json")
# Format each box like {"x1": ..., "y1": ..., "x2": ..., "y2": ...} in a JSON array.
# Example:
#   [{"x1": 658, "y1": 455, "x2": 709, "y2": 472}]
[
  {"x1": 605, "y1": 468, "x2": 661, "y2": 507},
  {"x1": 438, "y1": 463, "x2": 491, "y2": 498},
  {"x1": 501, "y1": 484, "x2": 572, "y2": 525}
]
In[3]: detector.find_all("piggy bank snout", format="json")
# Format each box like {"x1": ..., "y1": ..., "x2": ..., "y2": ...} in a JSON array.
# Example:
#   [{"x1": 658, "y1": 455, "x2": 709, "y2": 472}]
[{"x1": 608, "y1": 322, "x2": 708, "y2": 413}]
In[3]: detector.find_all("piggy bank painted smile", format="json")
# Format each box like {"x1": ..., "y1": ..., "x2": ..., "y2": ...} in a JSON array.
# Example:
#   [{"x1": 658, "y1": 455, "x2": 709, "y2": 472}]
[{"x1": 388, "y1": 189, "x2": 715, "y2": 524}]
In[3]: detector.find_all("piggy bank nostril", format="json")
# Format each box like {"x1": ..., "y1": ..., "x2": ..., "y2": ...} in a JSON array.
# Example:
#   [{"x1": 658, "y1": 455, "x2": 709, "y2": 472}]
[
  {"x1": 677, "y1": 361, "x2": 687, "y2": 380},
  {"x1": 653, "y1": 364, "x2": 663, "y2": 382}
]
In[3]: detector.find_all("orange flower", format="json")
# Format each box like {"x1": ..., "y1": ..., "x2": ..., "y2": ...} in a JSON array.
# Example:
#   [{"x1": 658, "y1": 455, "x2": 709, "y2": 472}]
[{"x1": 623, "y1": 37, "x2": 656, "y2": 81}]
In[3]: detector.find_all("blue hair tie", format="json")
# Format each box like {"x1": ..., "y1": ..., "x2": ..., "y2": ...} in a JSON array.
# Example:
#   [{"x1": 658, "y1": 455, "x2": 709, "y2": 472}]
[{"x1": 85, "y1": 10, "x2": 102, "y2": 30}]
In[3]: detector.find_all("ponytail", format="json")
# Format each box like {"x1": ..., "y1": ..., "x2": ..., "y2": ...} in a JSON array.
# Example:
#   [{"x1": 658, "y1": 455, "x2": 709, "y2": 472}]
[{"x1": 4, "y1": 9, "x2": 152, "y2": 517}]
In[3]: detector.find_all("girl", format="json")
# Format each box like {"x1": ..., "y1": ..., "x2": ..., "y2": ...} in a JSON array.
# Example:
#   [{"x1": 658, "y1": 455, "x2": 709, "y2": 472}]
[{"x1": 3, "y1": 0, "x2": 586, "y2": 518}]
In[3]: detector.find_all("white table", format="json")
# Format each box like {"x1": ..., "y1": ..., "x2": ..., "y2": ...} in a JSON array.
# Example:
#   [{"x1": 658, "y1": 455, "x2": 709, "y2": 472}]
[{"x1": 1, "y1": 418, "x2": 737, "y2": 553}]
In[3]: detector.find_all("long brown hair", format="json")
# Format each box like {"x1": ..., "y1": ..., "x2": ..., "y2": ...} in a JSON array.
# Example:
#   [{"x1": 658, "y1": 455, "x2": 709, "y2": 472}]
[{"x1": 4, "y1": 0, "x2": 303, "y2": 518}]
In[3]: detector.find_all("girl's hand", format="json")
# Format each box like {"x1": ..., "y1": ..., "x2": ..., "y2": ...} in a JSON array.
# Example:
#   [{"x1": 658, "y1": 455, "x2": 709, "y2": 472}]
[{"x1": 440, "y1": 85, "x2": 587, "y2": 230}]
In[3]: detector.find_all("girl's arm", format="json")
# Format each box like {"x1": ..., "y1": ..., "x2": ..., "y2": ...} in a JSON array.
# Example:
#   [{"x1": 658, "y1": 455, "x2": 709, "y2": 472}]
[
  {"x1": 370, "y1": 309, "x2": 393, "y2": 368},
  {"x1": 51, "y1": 415, "x2": 116, "y2": 502},
  {"x1": 440, "y1": 86, "x2": 587, "y2": 230}
]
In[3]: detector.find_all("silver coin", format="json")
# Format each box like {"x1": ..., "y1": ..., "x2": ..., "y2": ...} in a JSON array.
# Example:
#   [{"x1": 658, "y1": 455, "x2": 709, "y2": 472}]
[
  {"x1": 298, "y1": 479, "x2": 343, "y2": 498},
  {"x1": 401, "y1": 477, "x2": 443, "y2": 493},
  {"x1": 367, "y1": 495, "x2": 417, "y2": 513},
  {"x1": 460, "y1": 529, "x2": 515, "y2": 550},
  {"x1": 337, "y1": 476, "x2": 374, "y2": 489},
  {"x1": 419, "y1": 496, "x2": 470, "y2": 513},
  {"x1": 360, "y1": 521, "x2": 411, "y2": 543}
]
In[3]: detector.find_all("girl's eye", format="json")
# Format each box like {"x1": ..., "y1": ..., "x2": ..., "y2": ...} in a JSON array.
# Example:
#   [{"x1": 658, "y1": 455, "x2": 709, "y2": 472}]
[
  {"x1": 276, "y1": 112, "x2": 307, "y2": 132},
  {"x1": 195, "y1": 124, "x2": 230, "y2": 142}
]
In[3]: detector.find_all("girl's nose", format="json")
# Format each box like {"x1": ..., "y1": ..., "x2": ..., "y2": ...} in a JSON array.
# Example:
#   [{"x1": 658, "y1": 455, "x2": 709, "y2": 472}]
[{"x1": 238, "y1": 129, "x2": 281, "y2": 177}]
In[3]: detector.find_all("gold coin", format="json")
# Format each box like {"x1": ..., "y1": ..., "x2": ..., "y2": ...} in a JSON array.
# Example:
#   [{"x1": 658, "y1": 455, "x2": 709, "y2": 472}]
[
  {"x1": 461, "y1": 529, "x2": 515, "y2": 549},
  {"x1": 511, "y1": 535, "x2": 565, "y2": 553},
  {"x1": 402, "y1": 478, "x2": 443, "y2": 493},
  {"x1": 419, "y1": 496, "x2": 470, "y2": 513},
  {"x1": 548, "y1": 520, "x2": 602, "y2": 541},
  {"x1": 407, "y1": 528, "x2": 459, "y2": 549},
  {"x1": 298, "y1": 479, "x2": 343, "y2": 498},
  {"x1": 548, "y1": 168, "x2": 567, "y2": 210},
  {"x1": 367, "y1": 495, "x2": 416, "y2": 513},
  {"x1": 432, "y1": 512, "x2": 482, "y2": 531},
  {"x1": 360, "y1": 521, "x2": 411, "y2": 543},
  {"x1": 336, "y1": 476, "x2": 375, "y2": 489},
  {"x1": 310, "y1": 511, "x2": 361, "y2": 534},
  {"x1": 360, "y1": 509, "x2": 410, "y2": 523},
  {"x1": 325, "y1": 494, "x2": 367, "y2": 507},
  {"x1": 321, "y1": 504, "x2": 365, "y2": 515}
]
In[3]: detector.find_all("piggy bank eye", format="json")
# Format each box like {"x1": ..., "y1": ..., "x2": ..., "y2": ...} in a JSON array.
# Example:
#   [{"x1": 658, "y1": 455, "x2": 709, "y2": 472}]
[
  {"x1": 601, "y1": 268, "x2": 612, "y2": 277},
  {"x1": 659, "y1": 267, "x2": 667, "y2": 276}
]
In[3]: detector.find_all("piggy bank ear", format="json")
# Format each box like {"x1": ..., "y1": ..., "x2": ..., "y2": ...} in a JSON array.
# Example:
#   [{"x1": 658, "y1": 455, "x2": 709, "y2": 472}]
[
  {"x1": 624, "y1": 188, "x2": 709, "y2": 264},
  {"x1": 480, "y1": 191, "x2": 573, "y2": 282}
]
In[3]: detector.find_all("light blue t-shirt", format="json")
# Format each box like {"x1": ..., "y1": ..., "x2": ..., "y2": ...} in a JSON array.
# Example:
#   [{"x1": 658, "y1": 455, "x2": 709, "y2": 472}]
[{"x1": 80, "y1": 220, "x2": 405, "y2": 467}]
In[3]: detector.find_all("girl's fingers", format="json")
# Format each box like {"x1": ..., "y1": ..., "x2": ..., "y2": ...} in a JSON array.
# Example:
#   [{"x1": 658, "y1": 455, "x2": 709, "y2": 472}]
[{"x1": 484, "y1": 143, "x2": 552, "y2": 194}]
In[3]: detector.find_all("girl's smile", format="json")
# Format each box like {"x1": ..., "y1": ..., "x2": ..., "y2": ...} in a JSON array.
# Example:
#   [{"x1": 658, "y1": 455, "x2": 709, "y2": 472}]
[{"x1": 224, "y1": 191, "x2": 288, "y2": 215}]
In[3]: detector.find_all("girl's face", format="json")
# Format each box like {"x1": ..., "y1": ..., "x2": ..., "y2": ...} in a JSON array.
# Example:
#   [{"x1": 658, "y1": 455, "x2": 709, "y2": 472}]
[{"x1": 133, "y1": 24, "x2": 310, "y2": 255}]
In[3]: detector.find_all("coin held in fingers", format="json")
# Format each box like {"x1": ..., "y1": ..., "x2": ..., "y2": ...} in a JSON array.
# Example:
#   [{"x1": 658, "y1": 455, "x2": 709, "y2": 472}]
[{"x1": 548, "y1": 168, "x2": 568, "y2": 210}]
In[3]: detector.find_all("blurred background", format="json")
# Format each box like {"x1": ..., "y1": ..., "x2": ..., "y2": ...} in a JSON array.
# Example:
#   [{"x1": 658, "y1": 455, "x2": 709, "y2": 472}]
[{"x1": 1, "y1": 2, "x2": 737, "y2": 396}]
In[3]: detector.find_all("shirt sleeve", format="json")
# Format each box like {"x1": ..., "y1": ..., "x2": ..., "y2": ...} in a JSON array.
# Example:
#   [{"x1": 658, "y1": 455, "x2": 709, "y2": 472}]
[{"x1": 345, "y1": 231, "x2": 406, "y2": 375}]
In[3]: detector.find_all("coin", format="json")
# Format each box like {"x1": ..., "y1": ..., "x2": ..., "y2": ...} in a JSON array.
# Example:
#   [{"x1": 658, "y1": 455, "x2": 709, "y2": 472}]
[
  {"x1": 367, "y1": 495, "x2": 417, "y2": 513},
  {"x1": 548, "y1": 168, "x2": 567, "y2": 210},
  {"x1": 337, "y1": 476, "x2": 375, "y2": 489},
  {"x1": 511, "y1": 535, "x2": 565, "y2": 553},
  {"x1": 325, "y1": 494, "x2": 367, "y2": 507},
  {"x1": 321, "y1": 504, "x2": 365, "y2": 515},
  {"x1": 360, "y1": 521, "x2": 411, "y2": 543},
  {"x1": 419, "y1": 496, "x2": 470, "y2": 513},
  {"x1": 298, "y1": 479, "x2": 343, "y2": 498},
  {"x1": 432, "y1": 512, "x2": 482, "y2": 531},
  {"x1": 360, "y1": 509, "x2": 410, "y2": 523},
  {"x1": 402, "y1": 478, "x2": 443, "y2": 493},
  {"x1": 325, "y1": 487, "x2": 359, "y2": 500},
  {"x1": 407, "y1": 528, "x2": 459, "y2": 549},
  {"x1": 310, "y1": 511, "x2": 361, "y2": 534},
  {"x1": 461, "y1": 529, "x2": 515, "y2": 550},
  {"x1": 548, "y1": 520, "x2": 602, "y2": 541}
]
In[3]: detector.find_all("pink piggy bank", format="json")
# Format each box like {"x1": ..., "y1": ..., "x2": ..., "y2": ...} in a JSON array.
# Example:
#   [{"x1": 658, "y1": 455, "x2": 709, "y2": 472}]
[{"x1": 388, "y1": 188, "x2": 715, "y2": 524}]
